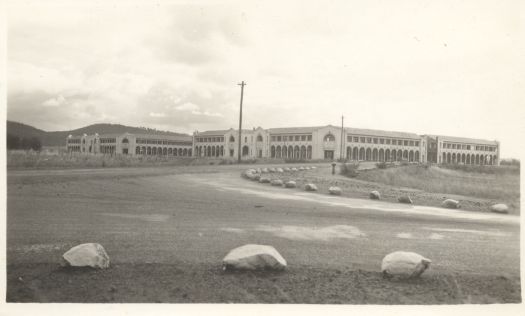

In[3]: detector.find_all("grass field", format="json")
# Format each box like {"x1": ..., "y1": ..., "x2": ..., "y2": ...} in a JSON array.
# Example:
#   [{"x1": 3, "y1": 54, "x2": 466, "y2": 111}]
[
  {"x1": 357, "y1": 164, "x2": 520, "y2": 202},
  {"x1": 261, "y1": 164, "x2": 520, "y2": 215}
]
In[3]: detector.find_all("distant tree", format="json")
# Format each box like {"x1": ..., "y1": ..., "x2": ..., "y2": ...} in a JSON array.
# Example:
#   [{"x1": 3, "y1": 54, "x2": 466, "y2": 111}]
[
  {"x1": 28, "y1": 136, "x2": 42, "y2": 151},
  {"x1": 7, "y1": 133, "x2": 20, "y2": 149},
  {"x1": 500, "y1": 158, "x2": 520, "y2": 167}
]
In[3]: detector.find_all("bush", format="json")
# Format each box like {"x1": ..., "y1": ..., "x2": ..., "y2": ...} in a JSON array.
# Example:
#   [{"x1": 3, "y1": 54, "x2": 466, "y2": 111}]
[
  {"x1": 500, "y1": 158, "x2": 520, "y2": 167},
  {"x1": 340, "y1": 162, "x2": 359, "y2": 178},
  {"x1": 376, "y1": 162, "x2": 388, "y2": 169}
]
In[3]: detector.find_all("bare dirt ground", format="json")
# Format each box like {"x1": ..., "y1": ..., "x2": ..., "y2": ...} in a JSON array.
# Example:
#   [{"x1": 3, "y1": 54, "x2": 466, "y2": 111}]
[{"x1": 6, "y1": 164, "x2": 521, "y2": 303}]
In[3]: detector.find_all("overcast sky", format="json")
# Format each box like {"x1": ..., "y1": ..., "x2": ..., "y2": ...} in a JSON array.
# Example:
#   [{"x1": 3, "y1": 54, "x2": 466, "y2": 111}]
[{"x1": 6, "y1": 0, "x2": 524, "y2": 158}]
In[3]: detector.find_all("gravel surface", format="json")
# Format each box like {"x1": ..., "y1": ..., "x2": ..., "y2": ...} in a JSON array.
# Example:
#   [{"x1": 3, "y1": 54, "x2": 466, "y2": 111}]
[{"x1": 6, "y1": 165, "x2": 521, "y2": 303}]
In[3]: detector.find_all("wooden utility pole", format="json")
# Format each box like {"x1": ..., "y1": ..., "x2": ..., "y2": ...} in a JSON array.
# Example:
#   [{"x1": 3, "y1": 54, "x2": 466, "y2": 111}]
[
  {"x1": 340, "y1": 115, "x2": 344, "y2": 160},
  {"x1": 237, "y1": 81, "x2": 246, "y2": 163}
]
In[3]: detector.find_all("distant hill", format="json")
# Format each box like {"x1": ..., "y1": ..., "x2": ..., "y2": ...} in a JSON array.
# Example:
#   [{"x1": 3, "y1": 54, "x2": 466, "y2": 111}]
[{"x1": 6, "y1": 121, "x2": 191, "y2": 147}]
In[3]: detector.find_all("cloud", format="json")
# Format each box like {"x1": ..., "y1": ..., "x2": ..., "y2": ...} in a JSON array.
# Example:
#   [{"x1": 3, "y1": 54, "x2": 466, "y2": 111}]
[
  {"x1": 6, "y1": 1, "x2": 524, "y2": 158},
  {"x1": 175, "y1": 102, "x2": 199, "y2": 112},
  {"x1": 149, "y1": 112, "x2": 166, "y2": 118},
  {"x1": 42, "y1": 94, "x2": 66, "y2": 107}
]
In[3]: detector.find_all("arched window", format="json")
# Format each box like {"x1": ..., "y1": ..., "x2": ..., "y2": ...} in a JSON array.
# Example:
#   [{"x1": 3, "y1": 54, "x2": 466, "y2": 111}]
[
  {"x1": 324, "y1": 133, "x2": 335, "y2": 142},
  {"x1": 256, "y1": 135, "x2": 263, "y2": 142},
  {"x1": 244, "y1": 136, "x2": 248, "y2": 143},
  {"x1": 229, "y1": 135, "x2": 235, "y2": 142},
  {"x1": 122, "y1": 138, "x2": 129, "y2": 144},
  {"x1": 242, "y1": 145, "x2": 249, "y2": 156}
]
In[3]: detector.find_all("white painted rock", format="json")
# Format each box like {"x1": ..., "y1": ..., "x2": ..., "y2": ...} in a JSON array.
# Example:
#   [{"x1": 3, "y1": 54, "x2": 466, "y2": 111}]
[
  {"x1": 256, "y1": 168, "x2": 262, "y2": 173},
  {"x1": 398, "y1": 195, "x2": 413, "y2": 204},
  {"x1": 242, "y1": 170, "x2": 255, "y2": 180},
  {"x1": 291, "y1": 167, "x2": 298, "y2": 172},
  {"x1": 259, "y1": 177, "x2": 271, "y2": 183},
  {"x1": 284, "y1": 181, "x2": 297, "y2": 188},
  {"x1": 246, "y1": 169, "x2": 257, "y2": 174},
  {"x1": 304, "y1": 183, "x2": 318, "y2": 191},
  {"x1": 269, "y1": 168, "x2": 277, "y2": 173},
  {"x1": 328, "y1": 186, "x2": 342, "y2": 195},
  {"x1": 305, "y1": 167, "x2": 311, "y2": 170},
  {"x1": 276, "y1": 168, "x2": 284, "y2": 173},
  {"x1": 442, "y1": 199, "x2": 461, "y2": 209},
  {"x1": 283, "y1": 167, "x2": 291, "y2": 172},
  {"x1": 369, "y1": 191, "x2": 381, "y2": 200},
  {"x1": 381, "y1": 251, "x2": 431, "y2": 278},
  {"x1": 271, "y1": 179, "x2": 284, "y2": 186},
  {"x1": 299, "y1": 167, "x2": 305, "y2": 171},
  {"x1": 261, "y1": 168, "x2": 269, "y2": 173},
  {"x1": 311, "y1": 166, "x2": 317, "y2": 169},
  {"x1": 490, "y1": 203, "x2": 509, "y2": 214},
  {"x1": 223, "y1": 244, "x2": 287, "y2": 271},
  {"x1": 62, "y1": 243, "x2": 110, "y2": 269}
]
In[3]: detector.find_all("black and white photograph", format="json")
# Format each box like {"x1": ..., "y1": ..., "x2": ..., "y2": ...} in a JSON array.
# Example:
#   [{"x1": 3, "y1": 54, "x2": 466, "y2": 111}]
[{"x1": 1, "y1": 0, "x2": 524, "y2": 314}]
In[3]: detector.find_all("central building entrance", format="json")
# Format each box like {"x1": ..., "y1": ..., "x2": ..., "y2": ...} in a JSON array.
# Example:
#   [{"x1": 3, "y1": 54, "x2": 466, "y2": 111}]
[{"x1": 324, "y1": 150, "x2": 334, "y2": 160}]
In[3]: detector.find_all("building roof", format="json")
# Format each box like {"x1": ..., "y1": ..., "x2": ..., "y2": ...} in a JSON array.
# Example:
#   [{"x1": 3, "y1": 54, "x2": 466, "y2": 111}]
[
  {"x1": 345, "y1": 127, "x2": 420, "y2": 139},
  {"x1": 195, "y1": 129, "x2": 232, "y2": 136},
  {"x1": 196, "y1": 129, "x2": 256, "y2": 136},
  {"x1": 71, "y1": 132, "x2": 192, "y2": 142},
  {"x1": 268, "y1": 125, "x2": 334, "y2": 134},
  {"x1": 434, "y1": 135, "x2": 498, "y2": 146}
]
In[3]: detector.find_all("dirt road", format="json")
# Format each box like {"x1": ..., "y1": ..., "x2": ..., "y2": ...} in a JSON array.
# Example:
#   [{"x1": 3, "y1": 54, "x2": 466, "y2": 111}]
[{"x1": 6, "y1": 165, "x2": 521, "y2": 303}]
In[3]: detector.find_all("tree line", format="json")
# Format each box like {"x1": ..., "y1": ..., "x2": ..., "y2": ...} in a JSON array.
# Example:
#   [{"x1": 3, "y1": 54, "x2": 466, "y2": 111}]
[{"x1": 7, "y1": 133, "x2": 42, "y2": 151}]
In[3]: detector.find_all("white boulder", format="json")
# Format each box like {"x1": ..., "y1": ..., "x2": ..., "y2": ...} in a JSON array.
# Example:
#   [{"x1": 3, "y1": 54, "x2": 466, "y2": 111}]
[
  {"x1": 259, "y1": 177, "x2": 271, "y2": 183},
  {"x1": 261, "y1": 168, "x2": 269, "y2": 173},
  {"x1": 304, "y1": 183, "x2": 318, "y2": 191},
  {"x1": 291, "y1": 167, "x2": 298, "y2": 172},
  {"x1": 284, "y1": 181, "x2": 297, "y2": 188},
  {"x1": 62, "y1": 243, "x2": 110, "y2": 269},
  {"x1": 283, "y1": 167, "x2": 291, "y2": 172},
  {"x1": 299, "y1": 167, "x2": 305, "y2": 171},
  {"x1": 276, "y1": 167, "x2": 284, "y2": 173},
  {"x1": 442, "y1": 199, "x2": 461, "y2": 209},
  {"x1": 269, "y1": 167, "x2": 277, "y2": 173},
  {"x1": 311, "y1": 166, "x2": 317, "y2": 169},
  {"x1": 328, "y1": 186, "x2": 342, "y2": 195},
  {"x1": 381, "y1": 251, "x2": 431, "y2": 278},
  {"x1": 369, "y1": 191, "x2": 381, "y2": 200},
  {"x1": 242, "y1": 170, "x2": 256, "y2": 180},
  {"x1": 223, "y1": 244, "x2": 287, "y2": 271},
  {"x1": 490, "y1": 203, "x2": 509, "y2": 214},
  {"x1": 271, "y1": 179, "x2": 284, "y2": 186}
]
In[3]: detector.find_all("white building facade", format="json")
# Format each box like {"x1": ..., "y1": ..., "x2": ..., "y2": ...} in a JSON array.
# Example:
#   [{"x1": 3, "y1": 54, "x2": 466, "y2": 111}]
[{"x1": 67, "y1": 125, "x2": 500, "y2": 166}]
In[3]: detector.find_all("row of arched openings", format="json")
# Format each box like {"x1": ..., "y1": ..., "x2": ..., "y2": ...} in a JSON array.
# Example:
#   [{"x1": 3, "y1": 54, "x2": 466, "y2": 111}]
[
  {"x1": 271, "y1": 145, "x2": 312, "y2": 159},
  {"x1": 194, "y1": 145, "x2": 250, "y2": 157},
  {"x1": 345, "y1": 147, "x2": 420, "y2": 162},
  {"x1": 441, "y1": 152, "x2": 497, "y2": 165},
  {"x1": 135, "y1": 146, "x2": 191, "y2": 157}
]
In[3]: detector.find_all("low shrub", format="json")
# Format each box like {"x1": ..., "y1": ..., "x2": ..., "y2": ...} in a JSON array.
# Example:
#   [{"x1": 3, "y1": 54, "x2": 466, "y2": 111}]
[
  {"x1": 340, "y1": 162, "x2": 360, "y2": 178},
  {"x1": 376, "y1": 162, "x2": 388, "y2": 169}
]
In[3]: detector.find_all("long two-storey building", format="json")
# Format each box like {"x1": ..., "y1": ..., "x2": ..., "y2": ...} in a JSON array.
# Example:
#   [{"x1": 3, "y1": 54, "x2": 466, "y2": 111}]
[{"x1": 67, "y1": 124, "x2": 500, "y2": 165}]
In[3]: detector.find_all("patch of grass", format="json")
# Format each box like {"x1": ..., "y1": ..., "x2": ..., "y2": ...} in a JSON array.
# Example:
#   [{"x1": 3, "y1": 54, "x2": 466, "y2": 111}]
[
  {"x1": 6, "y1": 151, "x2": 201, "y2": 169},
  {"x1": 358, "y1": 164, "x2": 519, "y2": 202}
]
